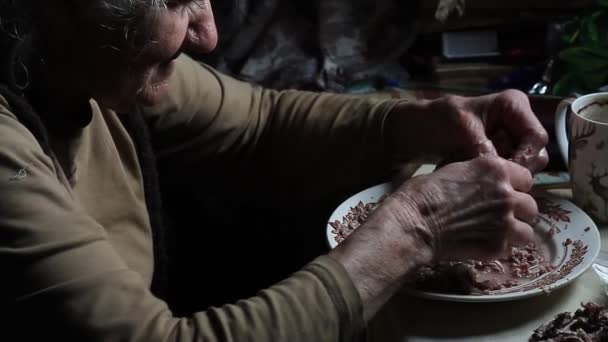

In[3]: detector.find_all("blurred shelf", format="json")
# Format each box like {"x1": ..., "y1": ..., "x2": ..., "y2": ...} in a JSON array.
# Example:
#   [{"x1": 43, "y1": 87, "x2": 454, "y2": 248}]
[{"x1": 416, "y1": 0, "x2": 594, "y2": 33}]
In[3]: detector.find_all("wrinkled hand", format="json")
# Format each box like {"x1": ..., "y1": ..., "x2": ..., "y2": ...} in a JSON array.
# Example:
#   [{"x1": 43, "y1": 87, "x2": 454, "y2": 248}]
[
  {"x1": 385, "y1": 89, "x2": 549, "y2": 172},
  {"x1": 378, "y1": 156, "x2": 537, "y2": 260},
  {"x1": 329, "y1": 155, "x2": 537, "y2": 320}
]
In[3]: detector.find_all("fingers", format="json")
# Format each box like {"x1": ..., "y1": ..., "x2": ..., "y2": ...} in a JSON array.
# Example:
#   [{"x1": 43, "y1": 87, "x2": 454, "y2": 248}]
[
  {"x1": 509, "y1": 187, "x2": 538, "y2": 245},
  {"x1": 475, "y1": 139, "x2": 498, "y2": 157},
  {"x1": 443, "y1": 95, "x2": 498, "y2": 158},
  {"x1": 477, "y1": 90, "x2": 549, "y2": 171},
  {"x1": 466, "y1": 119, "x2": 498, "y2": 157},
  {"x1": 477, "y1": 156, "x2": 537, "y2": 245},
  {"x1": 513, "y1": 146, "x2": 549, "y2": 174},
  {"x1": 478, "y1": 212, "x2": 534, "y2": 254},
  {"x1": 493, "y1": 90, "x2": 547, "y2": 143},
  {"x1": 495, "y1": 158, "x2": 537, "y2": 242},
  {"x1": 492, "y1": 158, "x2": 534, "y2": 192},
  {"x1": 513, "y1": 192, "x2": 538, "y2": 224},
  {"x1": 506, "y1": 218, "x2": 535, "y2": 246},
  {"x1": 420, "y1": 155, "x2": 540, "y2": 261}
]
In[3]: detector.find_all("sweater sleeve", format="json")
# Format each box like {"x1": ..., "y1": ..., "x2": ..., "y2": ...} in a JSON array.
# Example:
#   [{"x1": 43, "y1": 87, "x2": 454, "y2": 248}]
[
  {"x1": 0, "y1": 104, "x2": 364, "y2": 341},
  {"x1": 143, "y1": 54, "x2": 405, "y2": 204}
]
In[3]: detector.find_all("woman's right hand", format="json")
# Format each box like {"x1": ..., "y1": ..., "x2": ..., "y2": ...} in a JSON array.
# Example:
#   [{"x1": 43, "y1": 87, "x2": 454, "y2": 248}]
[
  {"x1": 329, "y1": 156, "x2": 537, "y2": 321},
  {"x1": 387, "y1": 155, "x2": 537, "y2": 261}
]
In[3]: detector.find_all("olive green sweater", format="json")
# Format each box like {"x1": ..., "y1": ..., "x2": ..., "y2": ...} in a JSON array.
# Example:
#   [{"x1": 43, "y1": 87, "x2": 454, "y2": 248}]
[{"x1": 0, "y1": 54, "x2": 403, "y2": 341}]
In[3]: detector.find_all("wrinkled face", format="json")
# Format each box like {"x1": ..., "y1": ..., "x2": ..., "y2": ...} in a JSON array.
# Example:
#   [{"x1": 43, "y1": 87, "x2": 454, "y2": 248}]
[{"x1": 43, "y1": 0, "x2": 218, "y2": 111}]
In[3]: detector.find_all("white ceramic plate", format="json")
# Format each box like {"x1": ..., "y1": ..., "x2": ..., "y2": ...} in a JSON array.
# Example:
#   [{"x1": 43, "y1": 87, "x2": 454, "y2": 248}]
[{"x1": 326, "y1": 182, "x2": 601, "y2": 303}]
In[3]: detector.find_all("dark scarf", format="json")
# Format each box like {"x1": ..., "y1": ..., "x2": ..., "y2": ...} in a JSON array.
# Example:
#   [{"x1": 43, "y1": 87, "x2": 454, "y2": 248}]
[{"x1": 0, "y1": 84, "x2": 170, "y2": 301}]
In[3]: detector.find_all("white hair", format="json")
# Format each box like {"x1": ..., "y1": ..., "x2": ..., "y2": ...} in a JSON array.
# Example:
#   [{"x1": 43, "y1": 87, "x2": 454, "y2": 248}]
[
  {"x1": 1, "y1": 0, "x2": 168, "y2": 39},
  {"x1": 0, "y1": 0, "x2": 168, "y2": 88}
]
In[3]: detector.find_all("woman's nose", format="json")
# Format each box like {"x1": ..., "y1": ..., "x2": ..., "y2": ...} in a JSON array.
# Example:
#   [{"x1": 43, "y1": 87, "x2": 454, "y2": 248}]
[{"x1": 183, "y1": 3, "x2": 218, "y2": 54}]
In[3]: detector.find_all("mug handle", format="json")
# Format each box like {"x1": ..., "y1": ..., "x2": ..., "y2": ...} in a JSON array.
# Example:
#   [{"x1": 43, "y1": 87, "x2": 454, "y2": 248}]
[{"x1": 555, "y1": 98, "x2": 575, "y2": 169}]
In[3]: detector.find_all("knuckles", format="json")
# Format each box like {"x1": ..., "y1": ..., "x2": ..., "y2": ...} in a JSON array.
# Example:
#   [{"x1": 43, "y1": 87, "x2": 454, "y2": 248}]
[
  {"x1": 495, "y1": 182, "x2": 514, "y2": 201},
  {"x1": 495, "y1": 89, "x2": 528, "y2": 107},
  {"x1": 443, "y1": 95, "x2": 465, "y2": 109},
  {"x1": 528, "y1": 195, "x2": 540, "y2": 218},
  {"x1": 536, "y1": 129, "x2": 550, "y2": 146},
  {"x1": 521, "y1": 168, "x2": 534, "y2": 192},
  {"x1": 475, "y1": 156, "x2": 508, "y2": 179},
  {"x1": 441, "y1": 95, "x2": 468, "y2": 119}
]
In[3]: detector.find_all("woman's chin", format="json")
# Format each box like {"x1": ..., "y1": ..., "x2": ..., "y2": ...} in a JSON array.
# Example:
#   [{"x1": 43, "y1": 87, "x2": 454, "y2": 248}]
[
  {"x1": 97, "y1": 61, "x2": 176, "y2": 111},
  {"x1": 98, "y1": 81, "x2": 170, "y2": 113},
  {"x1": 135, "y1": 60, "x2": 176, "y2": 107},
  {"x1": 135, "y1": 81, "x2": 171, "y2": 107}
]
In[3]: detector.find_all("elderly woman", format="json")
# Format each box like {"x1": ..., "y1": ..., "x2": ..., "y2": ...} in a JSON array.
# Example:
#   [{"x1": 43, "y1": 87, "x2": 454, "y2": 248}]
[{"x1": 0, "y1": 0, "x2": 548, "y2": 341}]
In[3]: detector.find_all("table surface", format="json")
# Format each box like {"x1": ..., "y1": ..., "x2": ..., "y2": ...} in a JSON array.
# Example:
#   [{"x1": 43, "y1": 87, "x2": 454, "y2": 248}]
[{"x1": 368, "y1": 188, "x2": 608, "y2": 342}]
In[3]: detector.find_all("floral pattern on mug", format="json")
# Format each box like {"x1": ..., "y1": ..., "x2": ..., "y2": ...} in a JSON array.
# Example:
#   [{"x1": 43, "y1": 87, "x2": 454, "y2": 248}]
[{"x1": 588, "y1": 163, "x2": 608, "y2": 220}]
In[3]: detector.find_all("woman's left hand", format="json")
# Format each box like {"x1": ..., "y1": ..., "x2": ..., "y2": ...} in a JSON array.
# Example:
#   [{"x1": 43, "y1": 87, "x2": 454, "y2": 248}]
[{"x1": 384, "y1": 89, "x2": 549, "y2": 172}]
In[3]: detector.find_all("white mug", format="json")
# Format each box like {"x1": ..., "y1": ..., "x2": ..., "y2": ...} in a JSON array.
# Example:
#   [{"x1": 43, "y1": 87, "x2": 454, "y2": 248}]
[{"x1": 556, "y1": 92, "x2": 608, "y2": 224}]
